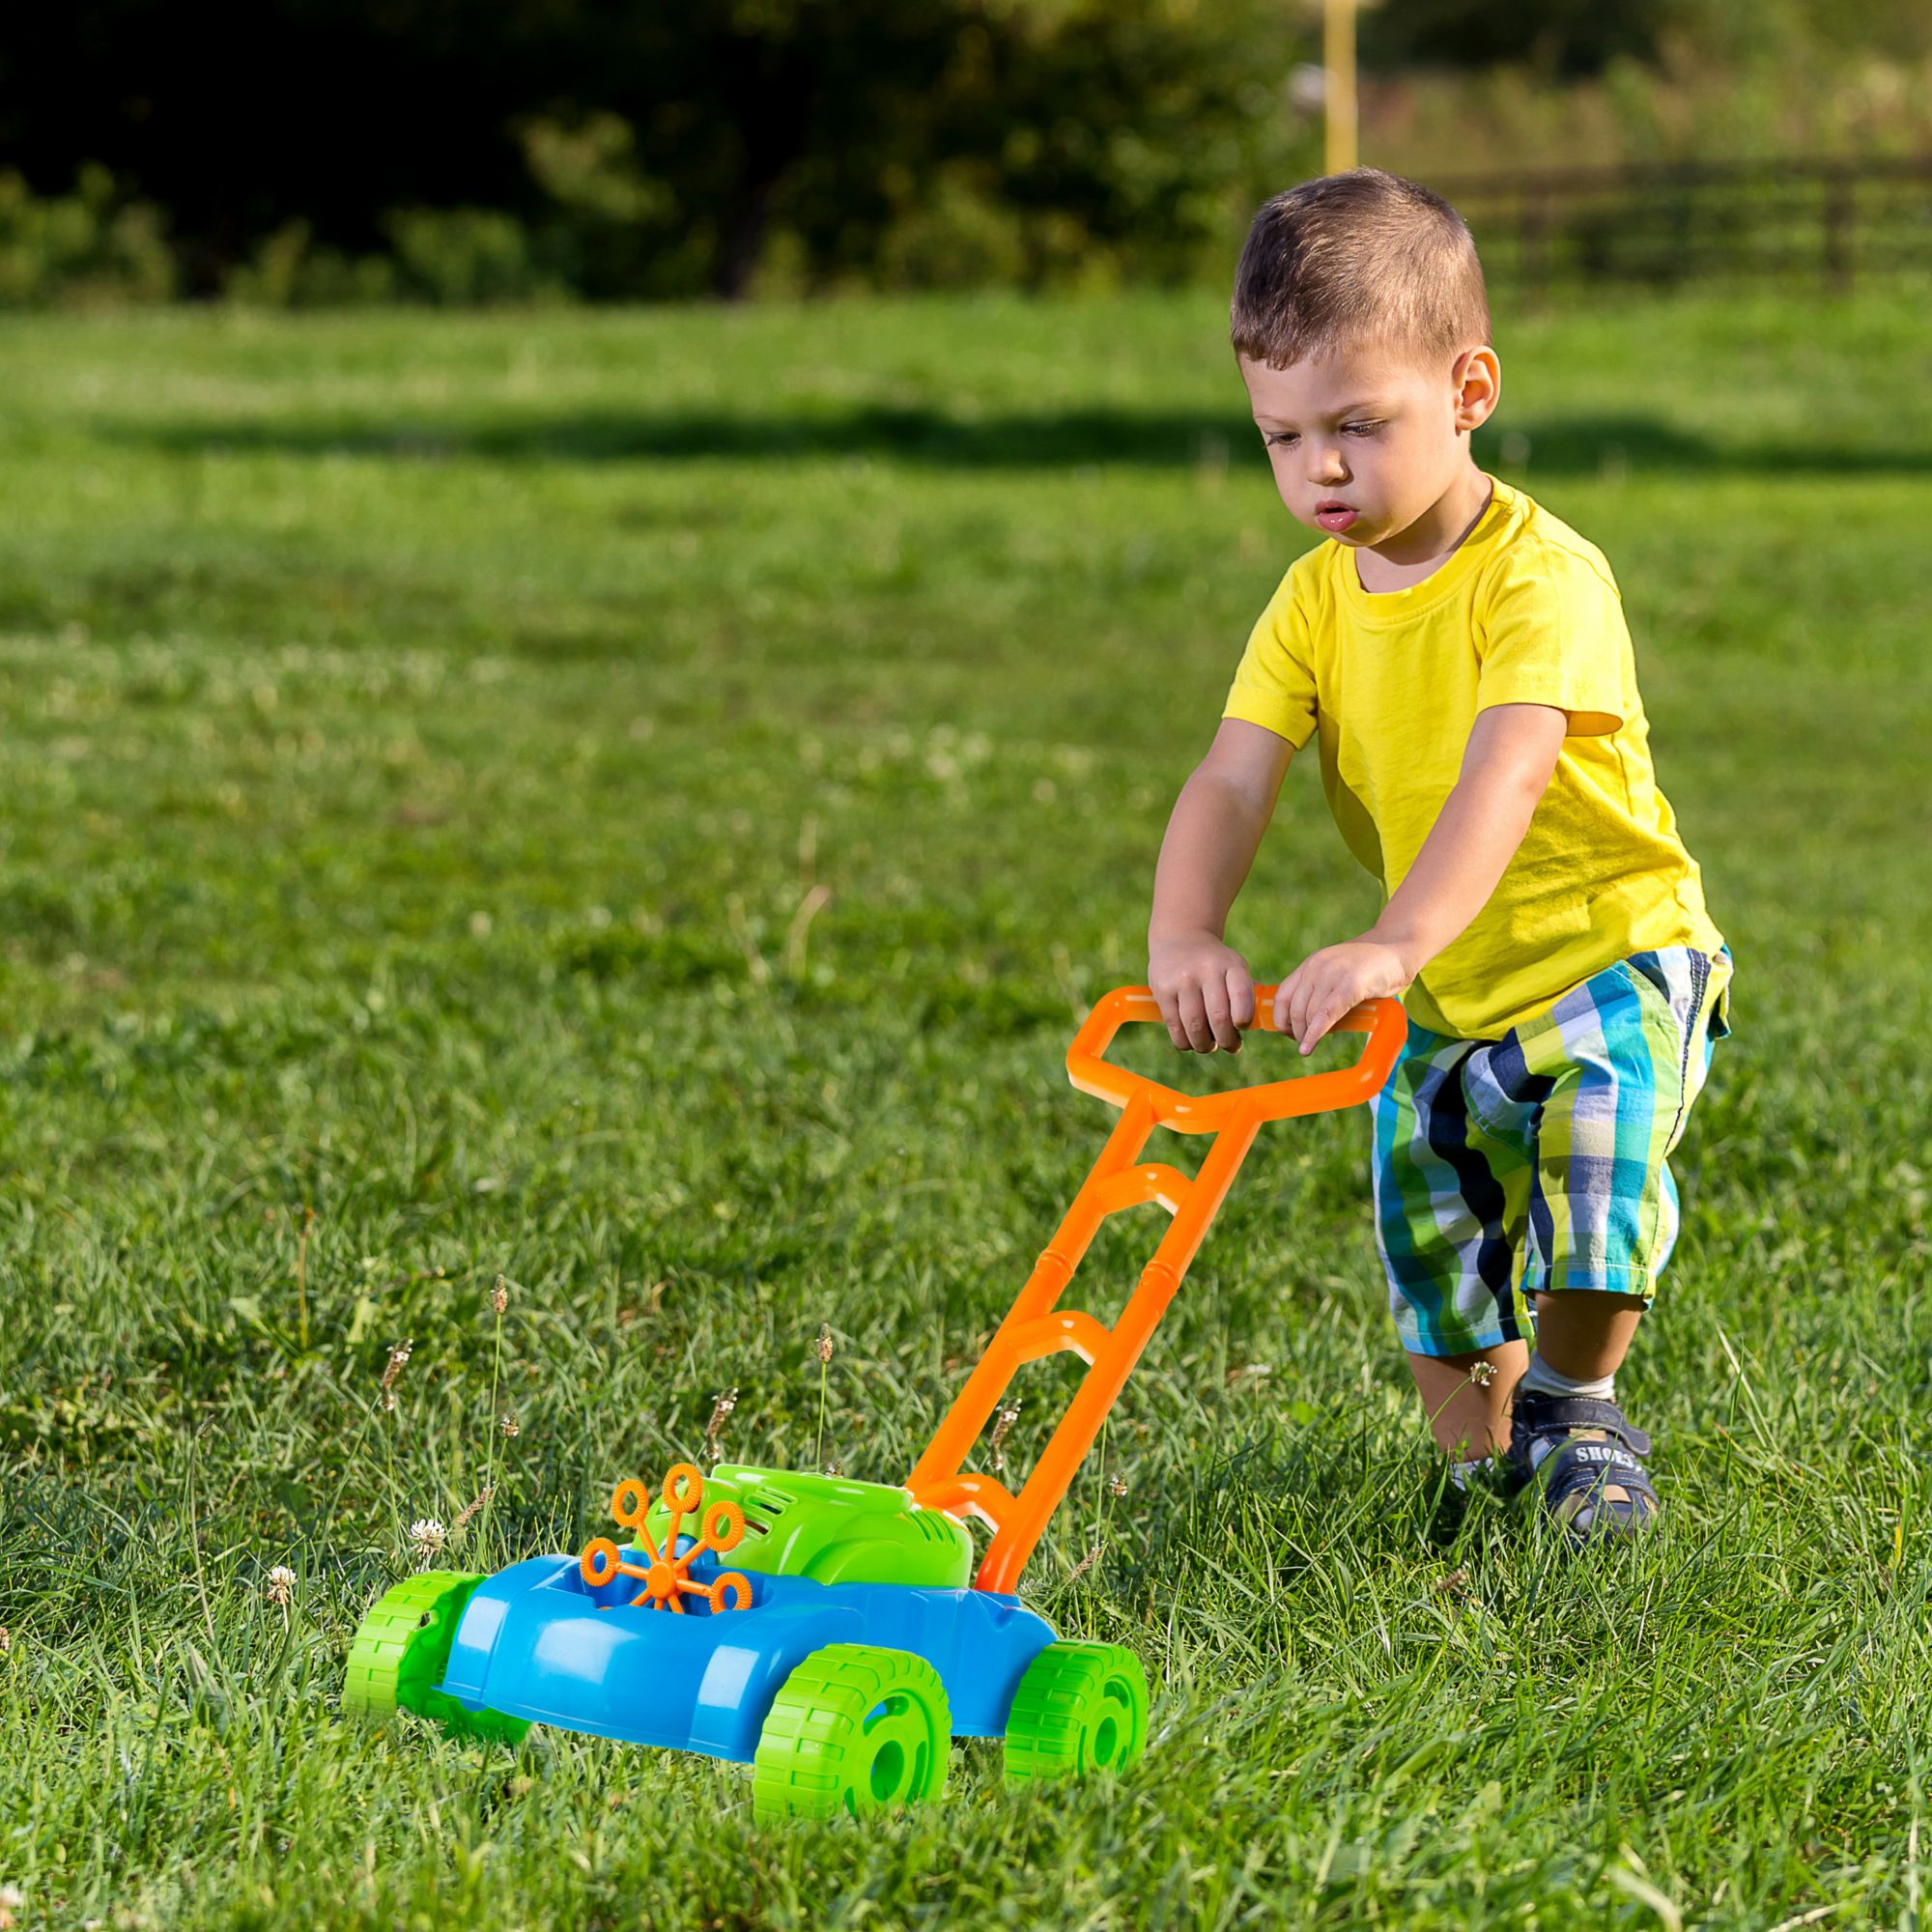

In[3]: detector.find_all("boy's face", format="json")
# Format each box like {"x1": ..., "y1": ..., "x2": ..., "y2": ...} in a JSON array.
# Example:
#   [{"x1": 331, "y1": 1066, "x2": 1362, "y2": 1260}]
[{"x1": 1237, "y1": 342, "x2": 1500, "y2": 548}]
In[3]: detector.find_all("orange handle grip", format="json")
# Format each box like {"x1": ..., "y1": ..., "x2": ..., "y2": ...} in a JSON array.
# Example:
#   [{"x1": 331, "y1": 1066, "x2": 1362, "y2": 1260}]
[{"x1": 1065, "y1": 986, "x2": 1406, "y2": 1131}]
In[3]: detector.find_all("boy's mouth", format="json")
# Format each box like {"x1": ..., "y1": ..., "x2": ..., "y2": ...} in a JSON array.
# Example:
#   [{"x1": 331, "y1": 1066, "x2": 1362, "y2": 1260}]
[{"x1": 1314, "y1": 500, "x2": 1359, "y2": 533}]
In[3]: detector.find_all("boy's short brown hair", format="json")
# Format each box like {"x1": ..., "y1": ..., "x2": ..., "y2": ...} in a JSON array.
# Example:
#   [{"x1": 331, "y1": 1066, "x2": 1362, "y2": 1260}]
[{"x1": 1231, "y1": 167, "x2": 1491, "y2": 371}]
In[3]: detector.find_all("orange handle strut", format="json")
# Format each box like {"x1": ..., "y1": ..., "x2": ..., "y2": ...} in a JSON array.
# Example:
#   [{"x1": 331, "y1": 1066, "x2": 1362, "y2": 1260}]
[{"x1": 907, "y1": 987, "x2": 1406, "y2": 1596}]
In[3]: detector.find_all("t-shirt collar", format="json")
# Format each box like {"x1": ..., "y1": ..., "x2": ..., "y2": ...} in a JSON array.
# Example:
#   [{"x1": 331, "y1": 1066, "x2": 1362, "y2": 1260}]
[{"x1": 1337, "y1": 472, "x2": 1514, "y2": 620}]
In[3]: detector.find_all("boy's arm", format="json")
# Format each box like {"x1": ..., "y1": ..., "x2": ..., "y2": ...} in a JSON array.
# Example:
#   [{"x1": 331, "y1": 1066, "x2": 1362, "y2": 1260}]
[
  {"x1": 1148, "y1": 719, "x2": 1295, "y2": 1054},
  {"x1": 1278, "y1": 703, "x2": 1568, "y2": 1053}
]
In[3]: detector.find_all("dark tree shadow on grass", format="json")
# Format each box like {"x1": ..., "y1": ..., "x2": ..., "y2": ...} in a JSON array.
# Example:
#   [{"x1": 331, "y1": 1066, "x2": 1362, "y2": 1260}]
[{"x1": 109, "y1": 408, "x2": 1932, "y2": 476}]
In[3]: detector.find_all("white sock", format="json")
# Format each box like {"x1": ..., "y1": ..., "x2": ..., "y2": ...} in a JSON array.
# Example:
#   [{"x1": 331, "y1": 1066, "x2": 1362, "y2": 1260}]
[
  {"x1": 1516, "y1": 1352, "x2": 1616, "y2": 1471},
  {"x1": 1518, "y1": 1350, "x2": 1615, "y2": 1404},
  {"x1": 1449, "y1": 1457, "x2": 1489, "y2": 1492}
]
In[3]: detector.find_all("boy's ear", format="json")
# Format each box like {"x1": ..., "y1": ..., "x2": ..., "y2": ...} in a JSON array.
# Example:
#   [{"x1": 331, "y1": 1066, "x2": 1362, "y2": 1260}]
[{"x1": 1452, "y1": 346, "x2": 1501, "y2": 433}]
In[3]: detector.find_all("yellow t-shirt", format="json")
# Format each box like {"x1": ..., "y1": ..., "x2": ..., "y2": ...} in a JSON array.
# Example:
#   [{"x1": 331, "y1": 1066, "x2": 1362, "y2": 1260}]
[{"x1": 1222, "y1": 472, "x2": 1722, "y2": 1040}]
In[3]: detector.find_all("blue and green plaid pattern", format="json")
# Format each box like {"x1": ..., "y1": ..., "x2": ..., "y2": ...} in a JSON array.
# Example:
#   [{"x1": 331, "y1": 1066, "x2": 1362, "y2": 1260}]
[{"x1": 1372, "y1": 946, "x2": 1733, "y2": 1358}]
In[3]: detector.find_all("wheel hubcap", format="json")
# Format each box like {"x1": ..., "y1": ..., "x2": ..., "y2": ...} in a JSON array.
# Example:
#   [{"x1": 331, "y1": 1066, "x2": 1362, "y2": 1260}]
[{"x1": 858, "y1": 1694, "x2": 931, "y2": 1809}]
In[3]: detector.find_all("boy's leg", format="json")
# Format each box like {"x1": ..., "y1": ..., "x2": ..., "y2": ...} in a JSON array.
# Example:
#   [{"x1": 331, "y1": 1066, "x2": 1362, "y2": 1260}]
[
  {"x1": 1499, "y1": 950, "x2": 1728, "y2": 1311},
  {"x1": 1527, "y1": 1290, "x2": 1647, "y2": 1382},
  {"x1": 1372, "y1": 1021, "x2": 1535, "y2": 1460},
  {"x1": 1406, "y1": 1341, "x2": 1527, "y2": 1459},
  {"x1": 1507, "y1": 951, "x2": 1730, "y2": 1345},
  {"x1": 1466, "y1": 947, "x2": 1733, "y2": 1537}
]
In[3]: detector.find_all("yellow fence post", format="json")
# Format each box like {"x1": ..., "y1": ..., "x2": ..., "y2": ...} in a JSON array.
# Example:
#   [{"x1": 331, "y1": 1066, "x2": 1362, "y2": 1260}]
[{"x1": 1323, "y1": 0, "x2": 1358, "y2": 175}]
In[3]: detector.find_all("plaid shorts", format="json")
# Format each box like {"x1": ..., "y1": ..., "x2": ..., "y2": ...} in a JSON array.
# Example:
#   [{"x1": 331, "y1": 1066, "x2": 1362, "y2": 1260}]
[{"x1": 1372, "y1": 945, "x2": 1734, "y2": 1358}]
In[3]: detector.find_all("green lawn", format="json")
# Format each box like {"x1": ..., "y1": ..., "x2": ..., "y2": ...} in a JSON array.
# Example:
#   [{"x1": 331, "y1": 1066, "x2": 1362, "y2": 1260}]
[{"x1": 0, "y1": 285, "x2": 1927, "y2": 1930}]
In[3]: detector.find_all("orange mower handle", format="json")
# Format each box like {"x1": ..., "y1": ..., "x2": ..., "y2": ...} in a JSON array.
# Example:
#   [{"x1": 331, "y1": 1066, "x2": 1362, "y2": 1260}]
[
  {"x1": 909, "y1": 986, "x2": 1406, "y2": 1595},
  {"x1": 1065, "y1": 986, "x2": 1406, "y2": 1132}
]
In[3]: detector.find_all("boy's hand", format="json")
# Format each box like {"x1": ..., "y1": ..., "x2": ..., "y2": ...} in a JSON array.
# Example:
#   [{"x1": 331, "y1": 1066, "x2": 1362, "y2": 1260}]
[
  {"x1": 1275, "y1": 938, "x2": 1413, "y2": 1055},
  {"x1": 1150, "y1": 932, "x2": 1257, "y2": 1053}
]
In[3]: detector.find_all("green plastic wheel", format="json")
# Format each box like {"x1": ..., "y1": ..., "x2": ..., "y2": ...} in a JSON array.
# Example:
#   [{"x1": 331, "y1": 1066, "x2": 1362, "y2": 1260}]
[
  {"x1": 752, "y1": 1643, "x2": 952, "y2": 1823},
  {"x1": 343, "y1": 1571, "x2": 531, "y2": 1746},
  {"x1": 1003, "y1": 1640, "x2": 1149, "y2": 1786}
]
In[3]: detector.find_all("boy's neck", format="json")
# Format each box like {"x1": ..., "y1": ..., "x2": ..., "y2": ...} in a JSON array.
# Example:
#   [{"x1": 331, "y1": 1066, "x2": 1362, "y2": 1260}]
[{"x1": 1353, "y1": 465, "x2": 1494, "y2": 595}]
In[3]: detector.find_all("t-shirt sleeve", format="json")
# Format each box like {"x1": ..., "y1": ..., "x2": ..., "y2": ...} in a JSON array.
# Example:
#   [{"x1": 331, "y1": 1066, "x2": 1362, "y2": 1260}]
[
  {"x1": 1222, "y1": 567, "x2": 1318, "y2": 750},
  {"x1": 1475, "y1": 538, "x2": 1631, "y2": 737}
]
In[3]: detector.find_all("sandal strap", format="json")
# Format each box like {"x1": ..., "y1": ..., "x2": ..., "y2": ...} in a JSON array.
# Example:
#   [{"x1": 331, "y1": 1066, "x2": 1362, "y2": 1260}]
[
  {"x1": 1537, "y1": 1433, "x2": 1659, "y2": 1511},
  {"x1": 1511, "y1": 1390, "x2": 1653, "y2": 1458}
]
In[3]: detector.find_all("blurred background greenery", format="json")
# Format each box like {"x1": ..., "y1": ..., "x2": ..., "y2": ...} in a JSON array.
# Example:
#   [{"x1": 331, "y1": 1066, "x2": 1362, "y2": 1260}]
[{"x1": 1, "y1": 0, "x2": 1928, "y2": 307}]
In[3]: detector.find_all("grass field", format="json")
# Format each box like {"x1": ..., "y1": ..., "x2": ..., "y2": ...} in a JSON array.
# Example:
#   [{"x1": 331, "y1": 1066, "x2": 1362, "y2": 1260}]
[{"x1": 0, "y1": 284, "x2": 1928, "y2": 1930}]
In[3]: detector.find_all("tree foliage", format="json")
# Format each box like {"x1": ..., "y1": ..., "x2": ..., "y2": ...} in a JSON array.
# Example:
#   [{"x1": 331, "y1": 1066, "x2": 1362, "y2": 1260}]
[{"x1": 0, "y1": 0, "x2": 1312, "y2": 298}]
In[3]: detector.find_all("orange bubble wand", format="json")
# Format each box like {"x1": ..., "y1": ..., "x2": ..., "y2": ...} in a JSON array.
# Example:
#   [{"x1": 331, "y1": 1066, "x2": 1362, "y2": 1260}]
[{"x1": 581, "y1": 1463, "x2": 753, "y2": 1614}]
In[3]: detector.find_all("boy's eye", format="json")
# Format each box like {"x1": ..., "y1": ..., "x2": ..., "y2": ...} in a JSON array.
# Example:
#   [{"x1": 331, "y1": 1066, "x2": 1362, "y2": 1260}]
[{"x1": 1262, "y1": 423, "x2": 1380, "y2": 446}]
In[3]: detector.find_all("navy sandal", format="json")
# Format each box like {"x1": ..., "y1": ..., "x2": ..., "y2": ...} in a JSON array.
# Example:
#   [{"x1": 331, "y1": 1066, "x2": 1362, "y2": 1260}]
[{"x1": 1506, "y1": 1390, "x2": 1659, "y2": 1545}]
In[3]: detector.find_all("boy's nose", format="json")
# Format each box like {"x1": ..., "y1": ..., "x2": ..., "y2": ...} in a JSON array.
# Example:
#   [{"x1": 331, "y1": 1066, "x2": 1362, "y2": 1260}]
[{"x1": 1308, "y1": 447, "x2": 1349, "y2": 484}]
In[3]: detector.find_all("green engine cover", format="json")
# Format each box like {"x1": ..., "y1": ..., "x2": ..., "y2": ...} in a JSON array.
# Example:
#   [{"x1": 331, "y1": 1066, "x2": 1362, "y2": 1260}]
[{"x1": 646, "y1": 1464, "x2": 974, "y2": 1589}]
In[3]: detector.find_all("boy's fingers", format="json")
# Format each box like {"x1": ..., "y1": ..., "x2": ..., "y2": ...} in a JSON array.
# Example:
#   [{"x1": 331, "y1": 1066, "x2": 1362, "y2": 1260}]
[
  {"x1": 1171, "y1": 983, "x2": 1199, "y2": 1051},
  {"x1": 1286, "y1": 970, "x2": 1315, "y2": 1045},
  {"x1": 1177, "y1": 982, "x2": 1214, "y2": 1053},
  {"x1": 1297, "y1": 972, "x2": 1340, "y2": 1051},
  {"x1": 1299, "y1": 987, "x2": 1350, "y2": 1056},
  {"x1": 1226, "y1": 967, "x2": 1256, "y2": 1033},
  {"x1": 1202, "y1": 980, "x2": 1239, "y2": 1053},
  {"x1": 1154, "y1": 988, "x2": 1187, "y2": 1052}
]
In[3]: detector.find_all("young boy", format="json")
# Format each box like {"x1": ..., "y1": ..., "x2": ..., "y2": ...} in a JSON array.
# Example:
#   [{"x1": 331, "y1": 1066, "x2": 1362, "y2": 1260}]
[{"x1": 1148, "y1": 169, "x2": 1731, "y2": 1542}]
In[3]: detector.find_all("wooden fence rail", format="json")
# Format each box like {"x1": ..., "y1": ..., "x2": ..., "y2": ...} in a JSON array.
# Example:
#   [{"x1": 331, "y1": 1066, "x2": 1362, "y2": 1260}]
[{"x1": 1430, "y1": 155, "x2": 1932, "y2": 299}]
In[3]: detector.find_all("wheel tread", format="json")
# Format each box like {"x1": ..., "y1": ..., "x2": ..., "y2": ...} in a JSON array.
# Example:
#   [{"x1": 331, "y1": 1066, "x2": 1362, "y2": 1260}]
[
  {"x1": 342, "y1": 1570, "x2": 531, "y2": 1746},
  {"x1": 1004, "y1": 1640, "x2": 1150, "y2": 1787},
  {"x1": 752, "y1": 1644, "x2": 951, "y2": 1823}
]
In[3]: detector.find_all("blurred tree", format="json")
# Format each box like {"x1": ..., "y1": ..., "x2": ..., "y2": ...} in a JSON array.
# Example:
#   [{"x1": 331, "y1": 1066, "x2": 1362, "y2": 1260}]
[
  {"x1": 1359, "y1": 0, "x2": 1672, "y2": 78},
  {"x1": 0, "y1": 0, "x2": 1309, "y2": 298},
  {"x1": 527, "y1": 0, "x2": 1307, "y2": 296},
  {"x1": 581, "y1": 0, "x2": 975, "y2": 298},
  {"x1": 1359, "y1": 0, "x2": 1932, "y2": 79},
  {"x1": 0, "y1": 0, "x2": 1923, "y2": 299},
  {"x1": 0, "y1": 0, "x2": 545, "y2": 293},
  {"x1": 929, "y1": 0, "x2": 1305, "y2": 289}
]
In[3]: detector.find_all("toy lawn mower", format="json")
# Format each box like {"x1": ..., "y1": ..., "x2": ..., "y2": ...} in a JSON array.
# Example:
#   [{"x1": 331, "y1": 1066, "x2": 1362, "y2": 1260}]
[{"x1": 344, "y1": 986, "x2": 1405, "y2": 1820}]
